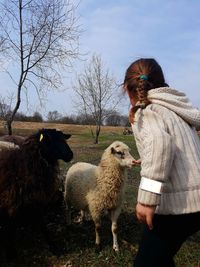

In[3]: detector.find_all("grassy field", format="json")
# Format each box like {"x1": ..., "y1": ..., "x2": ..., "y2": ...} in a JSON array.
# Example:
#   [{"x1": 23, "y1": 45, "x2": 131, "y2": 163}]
[{"x1": 0, "y1": 121, "x2": 199, "y2": 267}]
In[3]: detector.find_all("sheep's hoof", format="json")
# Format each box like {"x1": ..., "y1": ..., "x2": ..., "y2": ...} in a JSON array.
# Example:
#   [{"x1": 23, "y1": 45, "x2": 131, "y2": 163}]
[
  {"x1": 113, "y1": 247, "x2": 119, "y2": 253},
  {"x1": 95, "y1": 244, "x2": 102, "y2": 253}
]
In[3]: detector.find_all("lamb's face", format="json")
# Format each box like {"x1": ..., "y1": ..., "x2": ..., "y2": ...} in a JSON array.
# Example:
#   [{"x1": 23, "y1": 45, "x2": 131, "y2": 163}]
[{"x1": 110, "y1": 141, "x2": 136, "y2": 168}]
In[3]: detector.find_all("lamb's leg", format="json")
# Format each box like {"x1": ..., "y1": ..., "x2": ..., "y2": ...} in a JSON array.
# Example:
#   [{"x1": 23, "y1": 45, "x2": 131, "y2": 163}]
[
  {"x1": 94, "y1": 219, "x2": 102, "y2": 252},
  {"x1": 65, "y1": 202, "x2": 72, "y2": 225},
  {"x1": 80, "y1": 210, "x2": 85, "y2": 221},
  {"x1": 110, "y1": 207, "x2": 121, "y2": 252},
  {"x1": 89, "y1": 202, "x2": 102, "y2": 251},
  {"x1": 80, "y1": 210, "x2": 91, "y2": 222}
]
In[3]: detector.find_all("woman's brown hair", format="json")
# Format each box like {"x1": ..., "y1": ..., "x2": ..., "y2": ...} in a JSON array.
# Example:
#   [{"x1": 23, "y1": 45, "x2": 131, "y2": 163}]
[{"x1": 123, "y1": 58, "x2": 168, "y2": 123}]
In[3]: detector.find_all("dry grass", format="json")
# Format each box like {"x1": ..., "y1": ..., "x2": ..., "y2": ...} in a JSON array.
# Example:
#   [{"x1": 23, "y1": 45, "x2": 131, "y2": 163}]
[{"x1": 0, "y1": 121, "x2": 125, "y2": 135}]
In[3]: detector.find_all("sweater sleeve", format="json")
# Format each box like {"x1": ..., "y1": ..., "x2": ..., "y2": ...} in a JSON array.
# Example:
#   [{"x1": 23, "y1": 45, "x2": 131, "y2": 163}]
[{"x1": 134, "y1": 107, "x2": 176, "y2": 206}]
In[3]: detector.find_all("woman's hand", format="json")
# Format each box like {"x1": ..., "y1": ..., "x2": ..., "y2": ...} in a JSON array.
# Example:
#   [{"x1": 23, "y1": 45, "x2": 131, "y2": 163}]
[{"x1": 136, "y1": 203, "x2": 156, "y2": 230}]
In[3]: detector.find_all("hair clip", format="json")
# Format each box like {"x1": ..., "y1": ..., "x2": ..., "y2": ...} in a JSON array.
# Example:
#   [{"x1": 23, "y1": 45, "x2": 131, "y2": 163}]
[{"x1": 140, "y1": 75, "x2": 148, "y2": 81}]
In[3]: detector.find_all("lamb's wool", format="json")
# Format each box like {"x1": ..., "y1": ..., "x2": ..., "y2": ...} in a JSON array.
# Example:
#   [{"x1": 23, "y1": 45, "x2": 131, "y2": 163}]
[
  {"x1": 64, "y1": 141, "x2": 135, "y2": 251},
  {"x1": 0, "y1": 141, "x2": 19, "y2": 151}
]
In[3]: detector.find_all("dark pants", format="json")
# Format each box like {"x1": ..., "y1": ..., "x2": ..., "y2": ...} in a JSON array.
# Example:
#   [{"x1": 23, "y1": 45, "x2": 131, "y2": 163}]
[{"x1": 134, "y1": 212, "x2": 200, "y2": 267}]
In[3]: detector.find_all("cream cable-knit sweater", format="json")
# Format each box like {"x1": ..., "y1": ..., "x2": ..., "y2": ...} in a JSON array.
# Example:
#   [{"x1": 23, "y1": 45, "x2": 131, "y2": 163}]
[{"x1": 132, "y1": 87, "x2": 200, "y2": 214}]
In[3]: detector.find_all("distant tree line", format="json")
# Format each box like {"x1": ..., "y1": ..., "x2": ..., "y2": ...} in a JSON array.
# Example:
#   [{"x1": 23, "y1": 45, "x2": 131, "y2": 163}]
[
  {"x1": 0, "y1": 102, "x2": 129, "y2": 127},
  {"x1": 47, "y1": 110, "x2": 129, "y2": 126},
  {"x1": 0, "y1": 102, "x2": 43, "y2": 122}
]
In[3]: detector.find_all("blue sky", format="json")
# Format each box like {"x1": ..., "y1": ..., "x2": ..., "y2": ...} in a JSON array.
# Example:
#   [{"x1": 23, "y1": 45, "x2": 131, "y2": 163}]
[{"x1": 1, "y1": 0, "x2": 200, "y2": 117}]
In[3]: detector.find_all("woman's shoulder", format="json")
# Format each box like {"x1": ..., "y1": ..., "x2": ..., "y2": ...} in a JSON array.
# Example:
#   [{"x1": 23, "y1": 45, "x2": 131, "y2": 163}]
[
  {"x1": 141, "y1": 103, "x2": 171, "y2": 118},
  {"x1": 146, "y1": 103, "x2": 174, "y2": 117}
]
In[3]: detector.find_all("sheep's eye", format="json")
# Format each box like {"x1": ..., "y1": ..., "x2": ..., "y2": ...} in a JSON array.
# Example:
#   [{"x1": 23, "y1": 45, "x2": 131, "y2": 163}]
[{"x1": 116, "y1": 151, "x2": 125, "y2": 158}]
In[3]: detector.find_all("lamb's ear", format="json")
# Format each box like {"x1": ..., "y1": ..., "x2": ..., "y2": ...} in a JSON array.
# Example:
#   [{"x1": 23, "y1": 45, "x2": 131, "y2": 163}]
[
  {"x1": 64, "y1": 134, "x2": 71, "y2": 140},
  {"x1": 111, "y1": 147, "x2": 116, "y2": 154}
]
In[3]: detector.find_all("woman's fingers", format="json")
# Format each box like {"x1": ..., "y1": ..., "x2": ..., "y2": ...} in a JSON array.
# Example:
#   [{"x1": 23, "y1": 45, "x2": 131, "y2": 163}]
[
  {"x1": 146, "y1": 213, "x2": 153, "y2": 230},
  {"x1": 136, "y1": 211, "x2": 153, "y2": 230},
  {"x1": 135, "y1": 203, "x2": 156, "y2": 230},
  {"x1": 136, "y1": 212, "x2": 145, "y2": 223}
]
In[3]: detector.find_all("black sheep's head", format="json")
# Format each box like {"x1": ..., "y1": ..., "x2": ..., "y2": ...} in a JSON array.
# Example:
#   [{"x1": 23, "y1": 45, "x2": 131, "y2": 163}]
[{"x1": 37, "y1": 128, "x2": 73, "y2": 162}]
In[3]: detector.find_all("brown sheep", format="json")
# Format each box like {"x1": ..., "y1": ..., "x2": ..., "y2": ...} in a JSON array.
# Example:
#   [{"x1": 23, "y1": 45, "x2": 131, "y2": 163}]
[{"x1": 0, "y1": 128, "x2": 73, "y2": 259}]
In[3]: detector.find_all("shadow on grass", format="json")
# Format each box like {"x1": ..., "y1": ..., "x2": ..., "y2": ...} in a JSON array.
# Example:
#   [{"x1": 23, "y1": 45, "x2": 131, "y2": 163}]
[
  {"x1": 0, "y1": 200, "x2": 199, "y2": 267},
  {"x1": 0, "y1": 201, "x2": 142, "y2": 267}
]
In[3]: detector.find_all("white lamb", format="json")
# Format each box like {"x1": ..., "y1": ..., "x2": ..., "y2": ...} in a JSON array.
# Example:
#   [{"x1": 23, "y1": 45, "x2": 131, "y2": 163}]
[
  {"x1": 0, "y1": 141, "x2": 19, "y2": 151},
  {"x1": 64, "y1": 141, "x2": 139, "y2": 252}
]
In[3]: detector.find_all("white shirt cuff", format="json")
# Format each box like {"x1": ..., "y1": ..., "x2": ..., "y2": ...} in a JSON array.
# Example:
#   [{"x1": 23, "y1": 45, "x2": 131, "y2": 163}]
[{"x1": 139, "y1": 177, "x2": 163, "y2": 195}]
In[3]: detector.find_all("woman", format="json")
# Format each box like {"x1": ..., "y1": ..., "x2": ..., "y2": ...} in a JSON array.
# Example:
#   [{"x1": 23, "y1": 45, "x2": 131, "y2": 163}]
[{"x1": 123, "y1": 58, "x2": 200, "y2": 267}]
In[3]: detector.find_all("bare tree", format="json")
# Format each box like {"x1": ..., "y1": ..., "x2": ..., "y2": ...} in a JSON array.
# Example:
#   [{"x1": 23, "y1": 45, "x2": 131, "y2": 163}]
[
  {"x1": 0, "y1": 0, "x2": 80, "y2": 134},
  {"x1": 105, "y1": 110, "x2": 122, "y2": 126},
  {"x1": 73, "y1": 54, "x2": 119, "y2": 144},
  {"x1": 0, "y1": 95, "x2": 15, "y2": 119},
  {"x1": 47, "y1": 110, "x2": 62, "y2": 122},
  {"x1": 0, "y1": 100, "x2": 11, "y2": 123}
]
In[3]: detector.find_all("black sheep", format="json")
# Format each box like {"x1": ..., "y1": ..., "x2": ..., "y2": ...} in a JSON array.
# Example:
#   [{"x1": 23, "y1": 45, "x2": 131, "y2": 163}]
[{"x1": 0, "y1": 128, "x2": 73, "y2": 259}]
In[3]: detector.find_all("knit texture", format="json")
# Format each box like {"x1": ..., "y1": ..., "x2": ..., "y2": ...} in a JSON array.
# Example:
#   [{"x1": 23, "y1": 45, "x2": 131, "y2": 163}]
[{"x1": 132, "y1": 87, "x2": 200, "y2": 214}]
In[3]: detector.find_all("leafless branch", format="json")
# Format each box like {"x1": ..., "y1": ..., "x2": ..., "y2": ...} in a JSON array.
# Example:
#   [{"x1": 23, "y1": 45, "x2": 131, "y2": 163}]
[
  {"x1": 0, "y1": 0, "x2": 81, "y2": 134},
  {"x1": 73, "y1": 54, "x2": 119, "y2": 143}
]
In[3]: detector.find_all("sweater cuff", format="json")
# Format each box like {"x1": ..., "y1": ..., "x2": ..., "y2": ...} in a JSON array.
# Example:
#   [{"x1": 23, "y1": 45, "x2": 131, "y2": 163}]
[
  {"x1": 137, "y1": 188, "x2": 161, "y2": 206},
  {"x1": 139, "y1": 177, "x2": 163, "y2": 194}
]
